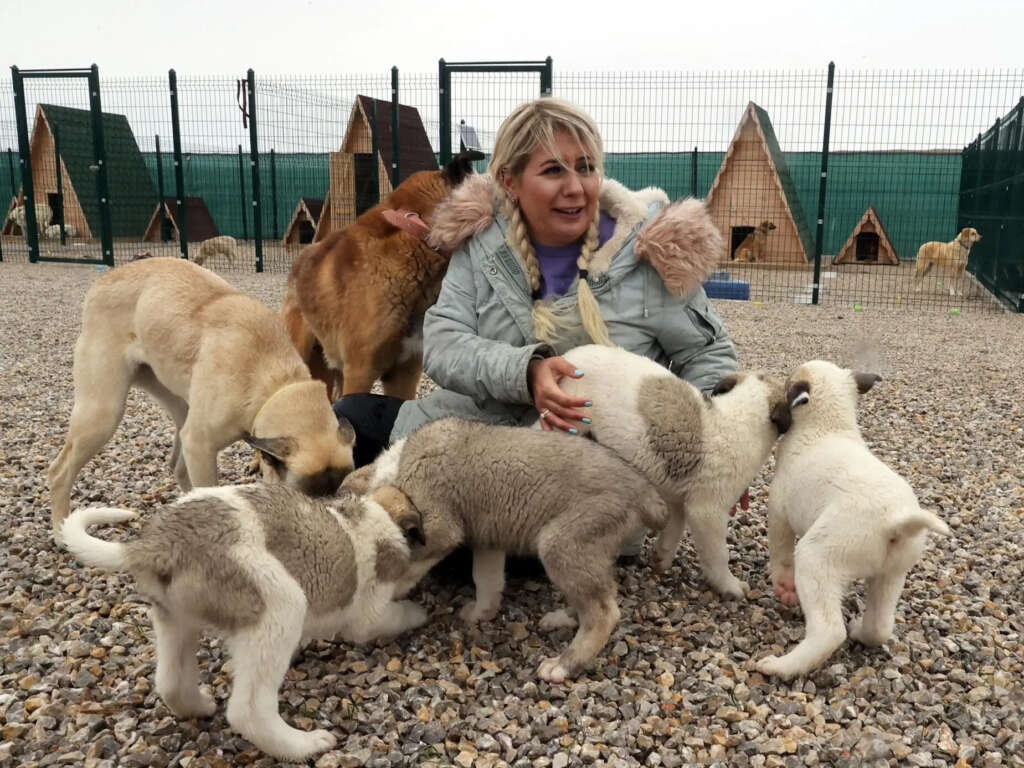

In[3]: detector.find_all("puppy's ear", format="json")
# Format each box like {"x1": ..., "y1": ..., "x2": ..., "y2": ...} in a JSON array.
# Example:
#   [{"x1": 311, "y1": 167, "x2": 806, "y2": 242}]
[
  {"x1": 341, "y1": 464, "x2": 375, "y2": 494},
  {"x1": 336, "y1": 416, "x2": 356, "y2": 447},
  {"x1": 373, "y1": 485, "x2": 426, "y2": 547},
  {"x1": 242, "y1": 435, "x2": 295, "y2": 463},
  {"x1": 711, "y1": 373, "x2": 741, "y2": 397},
  {"x1": 787, "y1": 380, "x2": 811, "y2": 408},
  {"x1": 770, "y1": 400, "x2": 792, "y2": 434},
  {"x1": 852, "y1": 372, "x2": 882, "y2": 394},
  {"x1": 443, "y1": 150, "x2": 485, "y2": 186}
]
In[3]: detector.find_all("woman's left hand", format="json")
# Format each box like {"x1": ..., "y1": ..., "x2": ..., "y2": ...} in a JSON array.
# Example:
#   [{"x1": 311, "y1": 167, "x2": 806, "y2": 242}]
[{"x1": 528, "y1": 357, "x2": 590, "y2": 433}]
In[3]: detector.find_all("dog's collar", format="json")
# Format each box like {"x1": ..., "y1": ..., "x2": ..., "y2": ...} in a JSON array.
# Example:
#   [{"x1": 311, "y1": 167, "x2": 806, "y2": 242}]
[
  {"x1": 956, "y1": 238, "x2": 970, "y2": 251},
  {"x1": 251, "y1": 381, "x2": 308, "y2": 433}
]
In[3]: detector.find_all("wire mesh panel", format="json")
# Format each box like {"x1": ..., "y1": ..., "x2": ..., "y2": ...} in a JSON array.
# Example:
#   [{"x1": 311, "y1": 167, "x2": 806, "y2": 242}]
[{"x1": 0, "y1": 74, "x2": 19, "y2": 262}]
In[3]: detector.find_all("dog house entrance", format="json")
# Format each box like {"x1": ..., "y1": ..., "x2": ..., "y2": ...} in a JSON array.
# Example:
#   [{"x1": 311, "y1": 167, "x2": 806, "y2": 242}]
[
  {"x1": 731, "y1": 226, "x2": 755, "y2": 259},
  {"x1": 353, "y1": 153, "x2": 379, "y2": 217},
  {"x1": 855, "y1": 232, "x2": 880, "y2": 261},
  {"x1": 296, "y1": 220, "x2": 315, "y2": 245}
]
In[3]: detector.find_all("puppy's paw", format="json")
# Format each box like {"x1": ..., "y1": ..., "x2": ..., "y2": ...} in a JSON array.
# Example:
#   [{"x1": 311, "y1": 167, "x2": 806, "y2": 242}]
[
  {"x1": 847, "y1": 616, "x2": 888, "y2": 647},
  {"x1": 755, "y1": 653, "x2": 802, "y2": 681},
  {"x1": 772, "y1": 570, "x2": 799, "y2": 607},
  {"x1": 538, "y1": 657, "x2": 569, "y2": 683},
  {"x1": 539, "y1": 609, "x2": 578, "y2": 631},
  {"x1": 275, "y1": 728, "x2": 336, "y2": 761},
  {"x1": 713, "y1": 575, "x2": 749, "y2": 600},
  {"x1": 163, "y1": 688, "x2": 216, "y2": 719},
  {"x1": 459, "y1": 600, "x2": 497, "y2": 624},
  {"x1": 397, "y1": 600, "x2": 429, "y2": 630}
]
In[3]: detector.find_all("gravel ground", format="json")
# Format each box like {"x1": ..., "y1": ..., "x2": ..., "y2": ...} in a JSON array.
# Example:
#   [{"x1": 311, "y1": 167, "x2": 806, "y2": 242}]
[{"x1": 1, "y1": 261, "x2": 1022, "y2": 768}]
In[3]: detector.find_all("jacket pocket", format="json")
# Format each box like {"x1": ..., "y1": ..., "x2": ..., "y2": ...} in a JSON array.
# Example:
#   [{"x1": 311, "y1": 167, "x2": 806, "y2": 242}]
[{"x1": 687, "y1": 299, "x2": 723, "y2": 346}]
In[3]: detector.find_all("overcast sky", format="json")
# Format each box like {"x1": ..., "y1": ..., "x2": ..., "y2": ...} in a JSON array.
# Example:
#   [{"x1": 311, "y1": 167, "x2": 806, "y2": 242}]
[{"x1": 6, "y1": 0, "x2": 1024, "y2": 75}]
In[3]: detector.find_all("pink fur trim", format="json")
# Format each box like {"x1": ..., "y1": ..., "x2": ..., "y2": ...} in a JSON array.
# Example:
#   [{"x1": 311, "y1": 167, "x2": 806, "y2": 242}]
[
  {"x1": 426, "y1": 173, "x2": 496, "y2": 251},
  {"x1": 634, "y1": 198, "x2": 724, "y2": 296}
]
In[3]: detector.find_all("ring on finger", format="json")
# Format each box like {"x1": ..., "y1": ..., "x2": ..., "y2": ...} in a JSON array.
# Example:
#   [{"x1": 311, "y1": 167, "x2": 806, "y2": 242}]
[{"x1": 539, "y1": 408, "x2": 550, "y2": 420}]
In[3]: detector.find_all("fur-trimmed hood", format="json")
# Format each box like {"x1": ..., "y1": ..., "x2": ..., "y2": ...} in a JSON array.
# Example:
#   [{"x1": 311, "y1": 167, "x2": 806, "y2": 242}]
[{"x1": 426, "y1": 174, "x2": 724, "y2": 296}]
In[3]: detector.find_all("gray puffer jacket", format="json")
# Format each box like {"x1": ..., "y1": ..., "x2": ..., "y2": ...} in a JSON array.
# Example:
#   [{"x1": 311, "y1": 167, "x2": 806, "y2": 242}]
[{"x1": 391, "y1": 175, "x2": 737, "y2": 441}]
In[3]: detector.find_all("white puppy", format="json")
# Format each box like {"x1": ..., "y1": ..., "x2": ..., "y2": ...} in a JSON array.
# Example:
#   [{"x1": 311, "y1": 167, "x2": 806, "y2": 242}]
[
  {"x1": 755, "y1": 361, "x2": 950, "y2": 680},
  {"x1": 59, "y1": 483, "x2": 427, "y2": 761}
]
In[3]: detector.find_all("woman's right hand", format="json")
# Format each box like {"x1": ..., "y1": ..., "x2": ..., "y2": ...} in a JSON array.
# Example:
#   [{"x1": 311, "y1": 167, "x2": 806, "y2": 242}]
[{"x1": 528, "y1": 357, "x2": 590, "y2": 433}]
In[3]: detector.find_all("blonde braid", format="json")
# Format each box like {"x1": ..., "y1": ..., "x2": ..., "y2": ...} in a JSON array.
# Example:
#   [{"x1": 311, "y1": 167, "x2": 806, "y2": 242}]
[
  {"x1": 575, "y1": 209, "x2": 615, "y2": 346},
  {"x1": 500, "y1": 191, "x2": 558, "y2": 343}
]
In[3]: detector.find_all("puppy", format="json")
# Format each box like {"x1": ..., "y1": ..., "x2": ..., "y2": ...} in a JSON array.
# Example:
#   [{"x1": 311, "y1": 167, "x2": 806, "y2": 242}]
[
  {"x1": 43, "y1": 223, "x2": 78, "y2": 239},
  {"x1": 5, "y1": 200, "x2": 53, "y2": 236},
  {"x1": 913, "y1": 226, "x2": 982, "y2": 296},
  {"x1": 343, "y1": 417, "x2": 668, "y2": 683},
  {"x1": 281, "y1": 150, "x2": 484, "y2": 400},
  {"x1": 732, "y1": 220, "x2": 776, "y2": 262},
  {"x1": 755, "y1": 361, "x2": 950, "y2": 680},
  {"x1": 48, "y1": 257, "x2": 355, "y2": 534},
  {"x1": 194, "y1": 235, "x2": 238, "y2": 267},
  {"x1": 59, "y1": 483, "x2": 427, "y2": 761},
  {"x1": 559, "y1": 345, "x2": 791, "y2": 598}
]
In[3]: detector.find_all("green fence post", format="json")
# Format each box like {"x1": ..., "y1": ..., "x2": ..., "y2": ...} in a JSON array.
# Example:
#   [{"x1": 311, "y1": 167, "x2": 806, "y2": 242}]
[
  {"x1": 246, "y1": 69, "x2": 263, "y2": 273},
  {"x1": 88, "y1": 64, "x2": 115, "y2": 267},
  {"x1": 53, "y1": 123, "x2": 66, "y2": 245},
  {"x1": 541, "y1": 56, "x2": 553, "y2": 96},
  {"x1": 168, "y1": 69, "x2": 188, "y2": 259},
  {"x1": 270, "y1": 148, "x2": 278, "y2": 240},
  {"x1": 811, "y1": 62, "x2": 835, "y2": 306},
  {"x1": 155, "y1": 134, "x2": 169, "y2": 240},
  {"x1": 237, "y1": 144, "x2": 248, "y2": 242},
  {"x1": 391, "y1": 66, "x2": 400, "y2": 185},
  {"x1": 691, "y1": 146, "x2": 698, "y2": 198},
  {"x1": 439, "y1": 59, "x2": 451, "y2": 166},
  {"x1": 12, "y1": 66, "x2": 40, "y2": 263}
]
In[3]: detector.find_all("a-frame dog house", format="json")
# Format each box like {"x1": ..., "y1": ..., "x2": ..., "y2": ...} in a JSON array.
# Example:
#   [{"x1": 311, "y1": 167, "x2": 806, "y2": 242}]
[
  {"x1": 314, "y1": 95, "x2": 437, "y2": 242},
  {"x1": 705, "y1": 102, "x2": 814, "y2": 266},
  {"x1": 20, "y1": 104, "x2": 156, "y2": 240},
  {"x1": 142, "y1": 196, "x2": 220, "y2": 242},
  {"x1": 282, "y1": 197, "x2": 323, "y2": 248},
  {"x1": 833, "y1": 206, "x2": 898, "y2": 265},
  {"x1": 1, "y1": 194, "x2": 24, "y2": 235}
]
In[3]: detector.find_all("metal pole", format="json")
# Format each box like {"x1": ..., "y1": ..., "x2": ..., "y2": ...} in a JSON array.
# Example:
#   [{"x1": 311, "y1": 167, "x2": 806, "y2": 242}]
[
  {"x1": 12, "y1": 66, "x2": 40, "y2": 263},
  {"x1": 237, "y1": 144, "x2": 248, "y2": 241},
  {"x1": 391, "y1": 66, "x2": 400, "y2": 186},
  {"x1": 270, "y1": 148, "x2": 278, "y2": 240},
  {"x1": 541, "y1": 56, "x2": 553, "y2": 96},
  {"x1": 168, "y1": 69, "x2": 188, "y2": 259},
  {"x1": 811, "y1": 61, "x2": 835, "y2": 306},
  {"x1": 88, "y1": 64, "x2": 114, "y2": 267},
  {"x1": 370, "y1": 99, "x2": 380, "y2": 206},
  {"x1": 247, "y1": 69, "x2": 263, "y2": 273},
  {"x1": 438, "y1": 59, "x2": 451, "y2": 166},
  {"x1": 691, "y1": 146, "x2": 698, "y2": 198},
  {"x1": 155, "y1": 134, "x2": 168, "y2": 241},
  {"x1": 54, "y1": 123, "x2": 66, "y2": 245}
]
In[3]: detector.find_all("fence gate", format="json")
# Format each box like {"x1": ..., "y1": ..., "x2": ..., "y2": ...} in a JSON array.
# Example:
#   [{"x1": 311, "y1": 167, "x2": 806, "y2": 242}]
[{"x1": 11, "y1": 65, "x2": 114, "y2": 266}]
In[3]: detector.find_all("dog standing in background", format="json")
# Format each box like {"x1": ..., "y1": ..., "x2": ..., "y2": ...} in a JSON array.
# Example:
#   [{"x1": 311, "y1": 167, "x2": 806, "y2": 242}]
[{"x1": 913, "y1": 226, "x2": 982, "y2": 296}]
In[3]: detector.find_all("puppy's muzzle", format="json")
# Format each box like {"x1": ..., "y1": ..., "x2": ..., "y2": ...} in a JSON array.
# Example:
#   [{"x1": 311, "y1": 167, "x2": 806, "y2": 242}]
[{"x1": 294, "y1": 467, "x2": 351, "y2": 497}]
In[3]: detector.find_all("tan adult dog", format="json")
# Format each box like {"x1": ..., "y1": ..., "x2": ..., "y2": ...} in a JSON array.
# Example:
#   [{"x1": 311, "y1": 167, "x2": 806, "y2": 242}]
[
  {"x1": 48, "y1": 257, "x2": 355, "y2": 535},
  {"x1": 732, "y1": 220, "x2": 776, "y2": 262},
  {"x1": 281, "y1": 150, "x2": 483, "y2": 400},
  {"x1": 913, "y1": 226, "x2": 982, "y2": 296}
]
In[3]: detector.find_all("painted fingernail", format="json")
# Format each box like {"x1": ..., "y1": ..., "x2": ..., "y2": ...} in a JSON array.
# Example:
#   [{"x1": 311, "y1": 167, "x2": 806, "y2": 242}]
[
  {"x1": 581, "y1": 417, "x2": 592, "y2": 424},
  {"x1": 573, "y1": 369, "x2": 584, "y2": 376},
  {"x1": 569, "y1": 427, "x2": 579, "y2": 435},
  {"x1": 584, "y1": 401, "x2": 593, "y2": 407}
]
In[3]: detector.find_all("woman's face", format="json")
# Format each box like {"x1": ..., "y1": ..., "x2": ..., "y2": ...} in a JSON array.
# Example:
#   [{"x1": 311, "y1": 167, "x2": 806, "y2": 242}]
[{"x1": 504, "y1": 130, "x2": 600, "y2": 247}]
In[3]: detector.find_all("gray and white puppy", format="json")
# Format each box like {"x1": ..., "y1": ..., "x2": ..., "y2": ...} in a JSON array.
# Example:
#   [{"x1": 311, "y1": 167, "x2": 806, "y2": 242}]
[
  {"x1": 59, "y1": 483, "x2": 427, "y2": 762},
  {"x1": 343, "y1": 417, "x2": 668, "y2": 683}
]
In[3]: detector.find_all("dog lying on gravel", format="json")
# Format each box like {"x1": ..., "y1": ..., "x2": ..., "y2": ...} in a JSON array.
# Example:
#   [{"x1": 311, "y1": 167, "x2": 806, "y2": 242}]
[
  {"x1": 755, "y1": 360, "x2": 951, "y2": 680},
  {"x1": 59, "y1": 483, "x2": 427, "y2": 762},
  {"x1": 342, "y1": 417, "x2": 668, "y2": 683},
  {"x1": 557, "y1": 345, "x2": 792, "y2": 598},
  {"x1": 48, "y1": 257, "x2": 355, "y2": 535}
]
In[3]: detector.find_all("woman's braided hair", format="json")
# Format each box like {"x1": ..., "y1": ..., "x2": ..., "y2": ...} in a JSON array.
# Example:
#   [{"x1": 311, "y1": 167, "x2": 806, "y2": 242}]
[{"x1": 489, "y1": 98, "x2": 613, "y2": 346}]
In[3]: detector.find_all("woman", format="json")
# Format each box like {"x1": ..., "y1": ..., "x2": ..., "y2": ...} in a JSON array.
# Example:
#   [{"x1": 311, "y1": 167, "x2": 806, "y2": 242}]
[{"x1": 334, "y1": 97, "x2": 737, "y2": 553}]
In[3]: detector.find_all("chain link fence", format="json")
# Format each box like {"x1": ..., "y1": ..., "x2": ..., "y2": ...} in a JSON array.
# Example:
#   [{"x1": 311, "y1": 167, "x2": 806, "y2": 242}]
[{"x1": 2, "y1": 64, "x2": 1021, "y2": 312}]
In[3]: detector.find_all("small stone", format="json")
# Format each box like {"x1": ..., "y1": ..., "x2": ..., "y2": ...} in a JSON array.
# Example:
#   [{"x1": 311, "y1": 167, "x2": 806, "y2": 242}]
[
  {"x1": 552, "y1": 754, "x2": 569, "y2": 768},
  {"x1": 581, "y1": 744, "x2": 601, "y2": 763},
  {"x1": 455, "y1": 751, "x2": 476, "y2": 768},
  {"x1": 386, "y1": 658, "x2": 402, "y2": 673},
  {"x1": 19, "y1": 673, "x2": 40, "y2": 690},
  {"x1": 509, "y1": 623, "x2": 529, "y2": 641},
  {"x1": 967, "y1": 687, "x2": 992, "y2": 703}
]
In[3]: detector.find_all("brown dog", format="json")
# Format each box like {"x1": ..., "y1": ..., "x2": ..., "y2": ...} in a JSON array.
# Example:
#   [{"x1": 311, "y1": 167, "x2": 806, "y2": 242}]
[
  {"x1": 48, "y1": 257, "x2": 355, "y2": 535},
  {"x1": 282, "y1": 151, "x2": 483, "y2": 400},
  {"x1": 732, "y1": 220, "x2": 776, "y2": 262},
  {"x1": 913, "y1": 226, "x2": 982, "y2": 296}
]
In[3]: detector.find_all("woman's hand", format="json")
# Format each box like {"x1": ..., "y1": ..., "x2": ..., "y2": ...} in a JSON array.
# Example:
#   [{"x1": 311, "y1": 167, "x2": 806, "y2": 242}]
[{"x1": 528, "y1": 357, "x2": 591, "y2": 433}]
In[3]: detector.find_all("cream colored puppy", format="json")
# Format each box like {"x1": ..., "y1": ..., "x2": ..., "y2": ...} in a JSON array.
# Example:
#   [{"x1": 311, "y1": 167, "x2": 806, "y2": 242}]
[{"x1": 756, "y1": 361, "x2": 950, "y2": 680}]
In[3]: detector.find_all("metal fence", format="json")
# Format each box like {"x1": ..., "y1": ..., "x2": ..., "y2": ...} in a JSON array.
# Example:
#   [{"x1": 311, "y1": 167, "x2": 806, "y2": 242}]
[{"x1": 1, "y1": 63, "x2": 1022, "y2": 313}]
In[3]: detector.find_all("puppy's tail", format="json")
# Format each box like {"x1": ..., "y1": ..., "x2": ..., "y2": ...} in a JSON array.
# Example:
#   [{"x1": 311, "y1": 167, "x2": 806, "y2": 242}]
[
  {"x1": 638, "y1": 483, "x2": 669, "y2": 531},
  {"x1": 891, "y1": 509, "x2": 951, "y2": 539},
  {"x1": 60, "y1": 507, "x2": 137, "y2": 571}
]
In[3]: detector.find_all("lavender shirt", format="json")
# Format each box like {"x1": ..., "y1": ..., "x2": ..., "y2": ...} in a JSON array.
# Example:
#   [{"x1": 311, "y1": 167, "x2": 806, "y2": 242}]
[{"x1": 534, "y1": 212, "x2": 616, "y2": 299}]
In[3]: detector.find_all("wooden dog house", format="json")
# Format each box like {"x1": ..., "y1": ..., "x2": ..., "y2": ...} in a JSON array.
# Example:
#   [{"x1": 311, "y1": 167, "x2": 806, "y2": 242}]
[
  {"x1": 2, "y1": 194, "x2": 25, "y2": 235},
  {"x1": 705, "y1": 102, "x2": 814, "y2": 266},
  {"x1": 282, "y1": 197, "x2": 323, "y2": 248},
  {"x1": 833, "y1": 206, "x2": 898, "y2": 265},
  {"x1": 142, "y1": 196, "x2": 221, "y2": 242},
  {"x1": 314, "y1": 95, "x2": 437, "y2": 241},
  {"x1": 20, "y1": 104, "x2": 156, "y2": 240}
]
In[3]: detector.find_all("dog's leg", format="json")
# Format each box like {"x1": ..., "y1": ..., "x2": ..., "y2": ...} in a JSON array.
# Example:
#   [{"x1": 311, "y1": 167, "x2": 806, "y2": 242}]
[
  {"x1": 848, "y1": 571, "x2": 908, "y2": 647},
  {"x1": 134, "y1": 367, "x2": 191, "y2": 489},
  {"x1": 225, "y1": 598, "x2": 336, "y2": 760},
  {"x1": 152, "y1": 607, "x2": 214, "y2": 718},
  {"x1": 766, "y1": 503, "x2": 798, "y2": 606},
  {"x1": 344, "y1": 599, "x2": 429, "y2": 644},
  {"x1": 687, "y1": 504, "x2": 748, "y2": 599},
  {"x1": 178, "y1": 418, "x2": 221, "y2": 489},
  {"x1": 538, "y1": 590, "x2": 619, "y2": 683},
  {"x1": 339, "y1": 361, "x2": 379, "y2": 396},
  {"x1": 381, "y1": 358, "x2": 423, "y2": 401},
  {"x1": 460, "y1": 549, "x2": 506, "y2": 623},
  {"x1": 48, "y1": 358, "x2": 133, "y2": 532},
  {"x1": 913, "y1": 259, "x2": 932, "y2": 291},
  {"x1": 392, "y1": 555, "x2": 443, "y2": 599},
  {"x1": 755, "y1": 546, "x2": 848, "y2": 680},
  {"x1": 652, "y1": 504, "x2": 687, "y2": 573}
]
